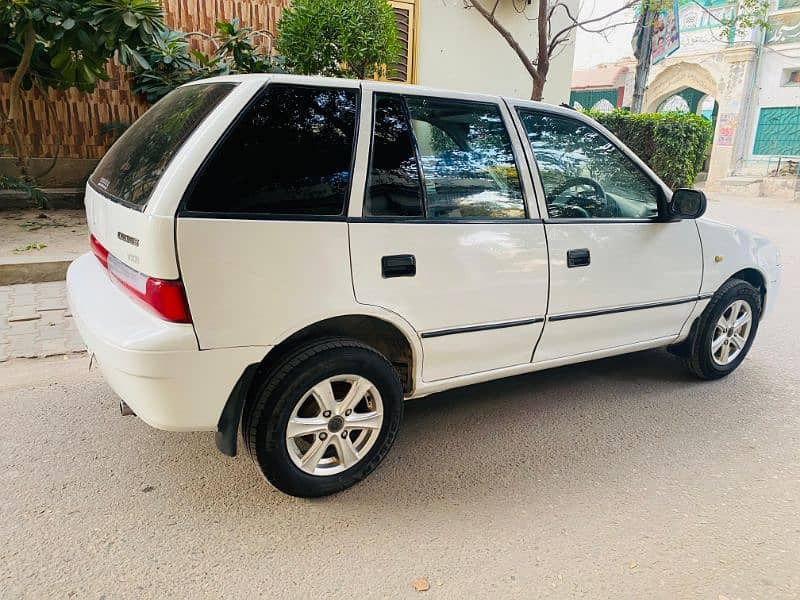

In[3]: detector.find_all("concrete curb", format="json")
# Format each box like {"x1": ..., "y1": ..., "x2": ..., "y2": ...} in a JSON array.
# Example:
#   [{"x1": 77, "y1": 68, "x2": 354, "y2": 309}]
[
  {"x1": 0, "y1": 188, "x2": 85, "y2": 210},
  {"x1": 0, "y1": 256, "x2": 73, "y2": 285}
]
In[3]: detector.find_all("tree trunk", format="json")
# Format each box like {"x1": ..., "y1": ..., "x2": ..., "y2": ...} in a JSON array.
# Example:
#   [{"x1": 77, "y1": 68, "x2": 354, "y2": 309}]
[
  {"x1": 530, "y1": 0, "x2": 549, "y2": 100},
  {"x1": 631, "y1": 6, "x2": 654, "y2": 114},
  {"x1": 3, "y1": 22, "x2": 37, "y2": 182},
  {"x1": 470, "y1": 1, "x2": 544, "y2": 99},
  {"x1": 531, "y1": 73, "x2": 546, "y2": 101}
]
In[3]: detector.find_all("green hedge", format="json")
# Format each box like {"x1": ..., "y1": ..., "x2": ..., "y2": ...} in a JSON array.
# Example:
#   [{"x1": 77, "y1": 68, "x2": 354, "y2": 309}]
[{"x1": 584, "y1": 109, "x2": 713, "y2": 189}]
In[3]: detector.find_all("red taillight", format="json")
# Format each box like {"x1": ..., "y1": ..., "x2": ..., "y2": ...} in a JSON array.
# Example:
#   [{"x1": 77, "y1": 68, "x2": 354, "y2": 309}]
[
  {"x1": 141, "y1": 277, "x2": 193, "y2": 323},
  {"x1": 90, "y1": 234, "x2": 109, "y2": 269},
  {"x1": 91, "y1": 233, "x2": 192, "y2": 324}
]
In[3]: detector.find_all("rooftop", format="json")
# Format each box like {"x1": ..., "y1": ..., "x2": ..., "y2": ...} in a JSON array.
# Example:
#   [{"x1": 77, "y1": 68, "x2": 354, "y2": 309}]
[{"x1": 571, "y1": 65, "x2": 629, "y2": 90}]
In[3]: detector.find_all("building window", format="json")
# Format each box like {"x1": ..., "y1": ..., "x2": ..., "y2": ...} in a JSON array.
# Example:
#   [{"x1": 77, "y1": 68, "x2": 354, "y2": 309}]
[
  {"x1": 783, "y1": 68, "x2": 800, "y2": 86},
  {"x1": 385, "y1": 1, "x2": 416, "y2": 83},
  {"x1": 753, "y1": 107, "x2": 800, "y2": 157}
]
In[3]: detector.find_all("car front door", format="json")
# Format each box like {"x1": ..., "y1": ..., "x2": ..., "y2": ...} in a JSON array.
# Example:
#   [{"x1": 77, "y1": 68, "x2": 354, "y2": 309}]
[
  {"x1": 348, "y1": 86, "x2": 549, "y2": 382},
  {"x1": 511, "y1": 107, "x2": 704, "y2": 363}
]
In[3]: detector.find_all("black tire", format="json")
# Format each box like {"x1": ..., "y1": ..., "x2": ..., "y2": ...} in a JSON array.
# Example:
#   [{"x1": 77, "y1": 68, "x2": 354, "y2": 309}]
[
  {"x1": 243, "y1": 337, "x2": 403, "y2": 498},
  {"x1": 682, "y1": 278, "x2": 762, "y2": 380}
]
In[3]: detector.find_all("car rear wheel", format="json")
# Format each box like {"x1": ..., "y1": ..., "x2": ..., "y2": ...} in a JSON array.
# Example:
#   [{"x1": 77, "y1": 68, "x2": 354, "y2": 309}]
[
  {"x1": 244, "y1": 337, "x2": 403, "y2": 497},
  {"x1": 682, "y1": 279, "x2": 762, "y2": 380}
]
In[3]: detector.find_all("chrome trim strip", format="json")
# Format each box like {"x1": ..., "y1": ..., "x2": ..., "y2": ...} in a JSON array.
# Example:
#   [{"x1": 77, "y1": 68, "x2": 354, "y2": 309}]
[
  {"x1": 548, "y1": 296, "x2": 703, "y2": 322},
  {"x1": 420, "y1": 317, "x2": 544, "y2": 339}
]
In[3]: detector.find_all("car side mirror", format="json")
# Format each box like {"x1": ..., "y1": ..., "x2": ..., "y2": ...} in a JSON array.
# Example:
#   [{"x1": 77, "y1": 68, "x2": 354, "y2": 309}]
[{"x1": 669, "y1": 188, "x2": 707, "y2": 219}]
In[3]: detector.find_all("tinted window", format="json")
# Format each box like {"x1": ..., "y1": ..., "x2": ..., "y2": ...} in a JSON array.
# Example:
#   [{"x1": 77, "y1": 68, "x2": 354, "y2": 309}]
[
  {"x1": 365, "y1": 94, "x2": 424, "y2": 217},
  {"x1": 91, "y1": 83, "x2": 235, "y2": 211},
  {"x1": 519, "y1": 111, "x2": 660, "y2": 219},
  {"x1": 186, "y1": 84, "x2": 359, "y2": 215},
  {"x1": 406, "y1": 96, "x2": 525, "y2": 219}
]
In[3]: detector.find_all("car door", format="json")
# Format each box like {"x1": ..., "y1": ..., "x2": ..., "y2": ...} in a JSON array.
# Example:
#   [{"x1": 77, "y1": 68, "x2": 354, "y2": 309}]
[
  {"x1": 510, "y1": 106, "x2": 703, "y2": 362},
  {"x1": 348, "y1": 85, "x2": 549, "y2": 381}
]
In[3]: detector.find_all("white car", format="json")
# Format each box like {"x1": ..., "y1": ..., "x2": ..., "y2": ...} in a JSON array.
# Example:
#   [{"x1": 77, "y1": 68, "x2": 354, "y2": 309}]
[{"x1": 67, "y1": 74, "x2": 781, "y2": 497}]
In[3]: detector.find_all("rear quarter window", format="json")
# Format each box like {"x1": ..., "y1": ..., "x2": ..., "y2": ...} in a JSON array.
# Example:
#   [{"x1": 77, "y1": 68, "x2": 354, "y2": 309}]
[
  {"x1": 90, "y1": 83, "x2": 236, "y2": 211},
  {"x1": 183, "y1": 84, "x2": 360, "y2": 217}
]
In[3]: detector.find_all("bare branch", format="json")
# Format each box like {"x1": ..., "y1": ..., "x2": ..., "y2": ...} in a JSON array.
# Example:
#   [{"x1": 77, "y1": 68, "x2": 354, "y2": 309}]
[
  {"x1": 548, "y1": 0, "x2": 638, "y2": 56},
  {"x1": 469, "y1": 0, "x2": 541, "y2": 84}
]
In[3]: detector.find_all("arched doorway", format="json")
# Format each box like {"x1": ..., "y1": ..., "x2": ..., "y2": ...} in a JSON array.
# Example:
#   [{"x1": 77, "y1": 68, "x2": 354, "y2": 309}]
[
  {"x1": 646, "y1": 62, "x2": 722, "y2": 184},
  {"x1": 645, "y1": 62, "x2": 718, "y2": 114}
]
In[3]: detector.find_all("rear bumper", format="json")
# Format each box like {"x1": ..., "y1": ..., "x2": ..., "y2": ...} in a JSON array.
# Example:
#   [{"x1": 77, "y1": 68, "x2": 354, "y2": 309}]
[{"x1": 67, "y1": 253, "x2": 267, "y2": 431}]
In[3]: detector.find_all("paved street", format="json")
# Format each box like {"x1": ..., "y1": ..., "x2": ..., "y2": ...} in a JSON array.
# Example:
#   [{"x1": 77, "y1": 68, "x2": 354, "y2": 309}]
[{"x1": 2, "y1": 195, "x2": 799, "y2": 599}]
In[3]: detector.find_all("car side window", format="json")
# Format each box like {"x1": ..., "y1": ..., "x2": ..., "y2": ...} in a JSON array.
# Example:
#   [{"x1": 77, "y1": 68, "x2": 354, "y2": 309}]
[
  {"x1": 185, "y1": 84, "x2": 359, "y2": 216},
  {"x1": 364, "y1": 94, "x2": 424, "y2": 217},
  {"x1": 518, "y1": 110, "x2": 660, "y2": 220},
  {"x1": 407, "y1": 97, "x2": 525, "y2": 219},
  {"x1": 365, "y1": 94, "x2": 526, "y2": 219}
]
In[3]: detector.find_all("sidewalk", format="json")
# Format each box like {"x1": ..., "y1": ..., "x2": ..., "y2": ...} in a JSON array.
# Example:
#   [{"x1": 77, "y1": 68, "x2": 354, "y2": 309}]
[
  {"x1": 0, "y1": 281, "x2": 85, "y2": 362},
  {"x1": 0, "y1": 209, "x2": 88, "y2": 285}
]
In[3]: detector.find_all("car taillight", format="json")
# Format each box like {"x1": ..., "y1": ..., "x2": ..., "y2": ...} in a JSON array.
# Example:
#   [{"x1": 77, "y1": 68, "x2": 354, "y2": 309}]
[
  {"x1": 90, "y1": 234, "x2": 108, "y2": 269},
  {"x1": 90, "y1": 234, "x2": 192, "y2": 323}
]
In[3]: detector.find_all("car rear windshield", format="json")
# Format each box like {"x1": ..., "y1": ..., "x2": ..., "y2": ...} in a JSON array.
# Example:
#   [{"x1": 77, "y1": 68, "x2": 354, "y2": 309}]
[{"x1": 89, "y1": 82, "x2": 236, "y2": 211}]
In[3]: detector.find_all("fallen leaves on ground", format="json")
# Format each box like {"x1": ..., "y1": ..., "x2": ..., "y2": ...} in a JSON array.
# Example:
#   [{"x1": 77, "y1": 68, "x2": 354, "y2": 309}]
[
  {"x1": 13, "y1": 242, "x2": 48, "y2": 253},
  {"x1": 412, "y1": 577, "x2": 430, "y2": 592}
]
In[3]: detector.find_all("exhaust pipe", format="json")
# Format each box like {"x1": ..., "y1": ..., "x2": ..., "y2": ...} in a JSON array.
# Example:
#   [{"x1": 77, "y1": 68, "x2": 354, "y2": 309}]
[{"x1": 119, "y1": 399, "x2": 136, "y2": 417}]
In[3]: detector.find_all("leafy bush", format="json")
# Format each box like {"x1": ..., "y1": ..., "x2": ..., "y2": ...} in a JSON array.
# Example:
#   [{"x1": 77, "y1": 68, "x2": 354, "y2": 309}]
[
  {"x1": 276, "y1": 0, "x2": 400, "y2": 79},
  {"x1": 0, "y1": 174, "x2": 48, "y2": 208},
  {"x1": 585, "y1": 109, "x2": 713, "y2": 189},
  {"x1": 132, "y1": 19, "x2": 282, "y2": 102}
]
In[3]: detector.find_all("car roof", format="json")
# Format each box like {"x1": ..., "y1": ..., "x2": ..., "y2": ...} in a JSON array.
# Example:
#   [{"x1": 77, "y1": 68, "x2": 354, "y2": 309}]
[{"x1": 182, "y1": 72, "x2": 570, "y2": 114}]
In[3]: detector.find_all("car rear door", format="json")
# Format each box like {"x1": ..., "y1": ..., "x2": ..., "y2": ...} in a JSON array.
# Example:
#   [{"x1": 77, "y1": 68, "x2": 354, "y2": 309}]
[
  {"x1": 348, "y1": 84, "x2": 549, "y2": 382},
  {"x1": 510, "y1": 105, "x2": 703, "y2": 362}
]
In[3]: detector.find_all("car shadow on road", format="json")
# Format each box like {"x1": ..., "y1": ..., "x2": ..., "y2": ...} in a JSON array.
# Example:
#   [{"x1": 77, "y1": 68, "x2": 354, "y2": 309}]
[{"x1": 146, "y1": 346, "x2": 768, "y2": 513}]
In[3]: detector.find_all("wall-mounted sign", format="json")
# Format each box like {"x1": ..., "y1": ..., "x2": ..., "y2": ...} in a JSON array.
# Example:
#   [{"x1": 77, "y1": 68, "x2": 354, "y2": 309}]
[
  {"x1": 717, "y1": 113, "x2": 737, "y2": 147},
  {"x1": 651, "y1": 0, "x2": 681, "y2": 64}
]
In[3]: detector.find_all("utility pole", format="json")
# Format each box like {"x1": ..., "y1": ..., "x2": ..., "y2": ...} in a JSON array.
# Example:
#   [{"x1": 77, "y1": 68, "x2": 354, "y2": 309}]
[{"x1": 631, "y1": 4, "x2": 654, "y2": 114}]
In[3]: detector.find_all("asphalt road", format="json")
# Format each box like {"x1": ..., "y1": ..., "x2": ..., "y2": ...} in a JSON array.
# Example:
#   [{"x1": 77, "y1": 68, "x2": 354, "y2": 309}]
[{"x1": 2, "y1": 195, "x2": 799, "y2": 599}]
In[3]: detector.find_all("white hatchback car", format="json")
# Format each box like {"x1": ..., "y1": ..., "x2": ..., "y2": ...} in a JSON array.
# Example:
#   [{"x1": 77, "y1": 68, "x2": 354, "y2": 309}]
[{"x1": 68, "y1": 74, "x2": 781, "y2": 497}]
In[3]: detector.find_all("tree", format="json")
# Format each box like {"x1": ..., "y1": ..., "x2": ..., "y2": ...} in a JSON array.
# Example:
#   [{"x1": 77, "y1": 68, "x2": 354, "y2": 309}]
[
  {"x1": 466, "y1": 0, "x2": 769, "y2": 105},
  {"x1": 276, "y1": 0, "x2": 400, "y2": 80},
  {"x1": 467, "y1": 0, "x2": 636, "y2": 101},
  {"x1": 0, "y1": 0, "x2": 166, "y2": 188}
]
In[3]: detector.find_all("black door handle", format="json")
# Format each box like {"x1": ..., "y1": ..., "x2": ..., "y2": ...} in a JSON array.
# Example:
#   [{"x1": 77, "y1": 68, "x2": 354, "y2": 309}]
[
  {"x1": 567, "y1": 248, "x2": 590, "y2": 268},
  {"x1": 382, "y1": 254, "x2": 416, "y2": 278}
]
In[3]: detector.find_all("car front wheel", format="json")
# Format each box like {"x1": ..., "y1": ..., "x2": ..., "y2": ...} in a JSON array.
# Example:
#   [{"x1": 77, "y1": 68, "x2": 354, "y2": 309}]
[
  {"x1": 243, "y1": 337, "x2": 403, "y2": 497},
  {"x1": 683, "y1": 278, "x2": 762, "y2": 380}
]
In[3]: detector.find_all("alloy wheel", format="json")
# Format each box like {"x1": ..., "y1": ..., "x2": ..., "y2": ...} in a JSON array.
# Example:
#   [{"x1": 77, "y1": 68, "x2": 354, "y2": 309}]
[
  {"x1": 711, "y1": 299, "x2": 753, "y2": 366},
  {"x1": 285, "y1": 375, "x2": 384, "y2": 476}
]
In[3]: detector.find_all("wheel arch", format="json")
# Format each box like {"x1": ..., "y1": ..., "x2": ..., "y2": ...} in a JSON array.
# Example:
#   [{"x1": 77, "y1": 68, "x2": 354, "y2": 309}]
[
  {"x1": 270, "y1": 314, "x2": 419, "y2": 394},
  {"x1": 215, "y1": 313, "x2": 420, "y2": 457},
  {"x1": 729, "y1": 267, "x2": 767, "y2": 307},
  {"x1": 672, "y1": 267, "x2": 767, "y2": 359}
]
